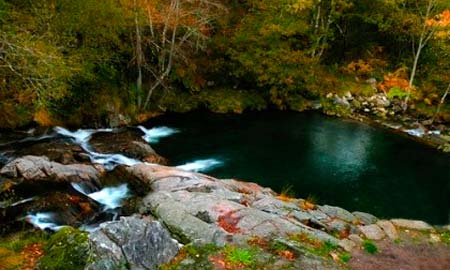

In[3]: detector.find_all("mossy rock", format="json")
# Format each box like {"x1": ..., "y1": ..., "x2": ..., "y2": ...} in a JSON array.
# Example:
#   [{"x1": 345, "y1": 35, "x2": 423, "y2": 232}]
[{"x1": 38, "y1": 227, "x2": 89, "y2": 270}]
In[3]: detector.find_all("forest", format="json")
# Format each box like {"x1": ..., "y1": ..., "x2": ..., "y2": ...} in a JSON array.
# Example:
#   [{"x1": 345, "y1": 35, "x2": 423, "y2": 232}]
[{"x1": 1, "y1": 0, "x2": 450, "y2": 128}]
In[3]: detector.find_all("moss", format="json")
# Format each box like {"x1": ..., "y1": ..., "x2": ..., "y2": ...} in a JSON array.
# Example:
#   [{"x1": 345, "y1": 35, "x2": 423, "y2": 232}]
[
  {"x1": 362, "y1": 240, "x2": 378, "y2": 254},
  {"x1": 0, "y1": 230, "x2": 49, "y2": 252},
  {"x1": 38, "y1": 227, "x2": 89, "y2": 270},
  {"x1": 441, "y1": 232, "x2": 450, "y2": 245},
  {"x1": 223, "y1": 245, "x2": 257, "y2": 267},
  {"x1": 320, "y1": 98, "x2": 352, "y2": 117}
]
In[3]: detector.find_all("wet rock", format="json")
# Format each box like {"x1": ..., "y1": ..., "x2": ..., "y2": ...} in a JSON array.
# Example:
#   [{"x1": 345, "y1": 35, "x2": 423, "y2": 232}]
[
  {"x1": 86, "y1": 215, "x2": 179, "y2": 270},
  {"x1": 318, "y1": 205, "x2": 356, "y2": 223},
  {"x1": 376, "y1": 220, "x2": 398, "y2": 240},
  {"x1": 391, "y1": 219, "x2": 434, "y2": 231},
  {"x1": 359, "y1": 224, "x2": 385, "y2": 240},
  {"x1": 353, "y1": 211, "x2": 378, "y2": 225},
  {"x1": 14, "y1": 140, "x2": 86, "y2": 164},
  {"x1": 90, "y1": 130, "x2": 167, "y2": 165},
  {"x1": 0, "y1": 155, "x2": 101, "y2": 183}
]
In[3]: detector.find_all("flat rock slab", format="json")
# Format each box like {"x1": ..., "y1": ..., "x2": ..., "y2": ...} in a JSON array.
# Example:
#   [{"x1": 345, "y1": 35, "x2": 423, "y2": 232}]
[
  {"x1": 391, "y1": 219, "x2": 434, "y2": 231},
  {"x1": 86, "y1": 215, "x2": 179, "y2": 270},
  {"x1": 0, "y1": 155, "x2": 101, "y2": 183}
]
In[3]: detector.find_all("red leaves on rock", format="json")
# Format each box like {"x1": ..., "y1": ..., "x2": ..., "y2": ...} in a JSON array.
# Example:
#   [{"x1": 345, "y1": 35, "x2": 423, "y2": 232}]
[{"x1": 217, "y1": 210, "x2": 241, "y2": 234}]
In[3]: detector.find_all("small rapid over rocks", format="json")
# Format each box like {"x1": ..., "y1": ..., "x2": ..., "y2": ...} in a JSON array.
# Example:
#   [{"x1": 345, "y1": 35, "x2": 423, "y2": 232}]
[{"x1": 0, "y1": 124, "x2": 224, "y2": 234}]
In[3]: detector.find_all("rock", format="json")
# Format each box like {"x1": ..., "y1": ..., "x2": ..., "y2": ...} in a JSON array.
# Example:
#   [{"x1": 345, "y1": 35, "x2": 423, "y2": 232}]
[
  {"x1": 0, "y1": 155, "x2": 101, "y2": 183},
  {"x1": 376, "y1": 220, "x2": 398, "y2": 240},
  {"x1": 130, "y1": 164, "x2": 338, "y2": 246},
  {"x1": 325, "y1": 219, "x2": 348, "y2": 233},
  {"x1": 318, "y1": 205, "x2": 356, "y2": 223},
  {"x1": 333, "y1": 96, "x2": 351, "y2": 107},
  {"x1": 359, "y1": 224, "x2": 385, "y2": 240},
  {"x1": 338, "y1": 239, "x2": 356, "y2": 252},
  {"x1": 86, "y1": 215, "x2": 179, "y2": 270},
  {"x1": 90, "y1": 130, "x2": 167, "y2": 165},
  {"x1": 348, "y1": 234, "x2": 363, "y2": 245},
  {"x1": 353, "y1": 211, "x2": 378, "y2": 225},
  {"x1": 390, "y1": 219, "x2": 434, "y2": 231}
]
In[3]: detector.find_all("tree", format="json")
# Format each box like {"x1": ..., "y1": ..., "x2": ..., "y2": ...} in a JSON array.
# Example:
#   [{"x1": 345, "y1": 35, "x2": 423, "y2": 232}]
[{"x1": 130, "y1": 0, "x2": 224, "y2": 110}]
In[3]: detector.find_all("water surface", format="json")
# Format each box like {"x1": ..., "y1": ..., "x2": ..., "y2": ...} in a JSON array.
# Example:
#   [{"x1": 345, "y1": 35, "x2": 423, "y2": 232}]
[{"x1": 147, "y1": 111, "x2": 450, "y2": 224}]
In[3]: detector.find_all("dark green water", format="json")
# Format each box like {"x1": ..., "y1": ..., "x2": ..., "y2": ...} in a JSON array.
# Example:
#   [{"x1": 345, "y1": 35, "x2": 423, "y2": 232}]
[{"x1": 148, "y1": 111, "x2": 450, "y2": 225}]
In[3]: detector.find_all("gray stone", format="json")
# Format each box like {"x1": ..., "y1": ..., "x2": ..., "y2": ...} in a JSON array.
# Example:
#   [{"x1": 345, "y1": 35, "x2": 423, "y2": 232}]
[
  {"x1": 391, "y1": 219, "x2": 434, "y2": 231},
  {"x1": 353, "y1": 211, "x2": 378, "y2": 225},
  {"x1": 0, "y1": 155, "x2": 101, "y2": 183},
  {"x1": 359, "y1": 224, "x2": 385, "y2": 240},
  {"x1": 86, "y1": 215, "x2": 179, "y2": 270},
  {"x1": 377, "y1": 220, "x2": 398, "y2": 240},
  {"x1": 318, "y1": 205, "x2": 356, "y2": 223},
  {"x1": 334, "y1": 96, "x2": 351, "y2": 107},
  {"x1": 338, "y1": 239, "x2": 356, "y2": 252},
  {"x1": 325, "y1": 219, "x2": 348, "y2": 233}
]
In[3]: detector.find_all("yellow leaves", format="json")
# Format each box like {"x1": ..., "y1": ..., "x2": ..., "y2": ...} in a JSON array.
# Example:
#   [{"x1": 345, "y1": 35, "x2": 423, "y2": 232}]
[
  {"x1": 33, "y1": 108, "x2": 55, "y2": 126},
  {"x1": 287, "y1": 0, "x2": 313, "y2": 14}
]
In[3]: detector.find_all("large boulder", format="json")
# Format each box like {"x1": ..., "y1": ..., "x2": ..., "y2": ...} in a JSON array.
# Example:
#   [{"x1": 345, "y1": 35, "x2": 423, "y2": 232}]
[
  {"x1": 86, "y1": 215, "x2": 179, "y2": 270},
  {"x1": 0, "y1": 155, "x2": 101, "y2": 183},
  {"x1": 130, "y1": 164, "x2": 338, "y2": 246}
]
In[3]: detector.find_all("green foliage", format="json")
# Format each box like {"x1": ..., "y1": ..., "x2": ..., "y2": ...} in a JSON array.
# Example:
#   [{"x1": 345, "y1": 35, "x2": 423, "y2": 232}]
[
  {"x1": 442, "y1": 232, "x2": 450, "y2": 245},
  {"x1": 339, "y1": 252, "x2": 351, "y2": 263},
  {"x1": 0, "y1": 231, "x2": 49, "y2": 252},
  {"x1": 223, "y1": 246, "x2": 257, "y2": 267},
  {"x1": 38, "y1": 227, "x2": 89, "y2": 270},
  {"x1": 362, "y1": 240, "x2": 378, "y2": 254},
  {"x1": 387, "y1": 87, "x2": 409, "y2": 99}
]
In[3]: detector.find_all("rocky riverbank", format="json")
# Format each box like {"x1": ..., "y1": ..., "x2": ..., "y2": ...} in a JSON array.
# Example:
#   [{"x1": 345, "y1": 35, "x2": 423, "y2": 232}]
[
  {"x1": 0, "y1": 131, "x2": 449, "y2": 270},
  {"x1": 320, "y1": 90, "x2": 450, "y2": 153}
]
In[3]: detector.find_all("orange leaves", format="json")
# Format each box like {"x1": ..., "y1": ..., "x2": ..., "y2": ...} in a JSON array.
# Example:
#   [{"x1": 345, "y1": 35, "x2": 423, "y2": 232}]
[
  {"x1": 217, "y1": 210, "x2": 241, "y2": 234},
  {"x1": 341, "y1": 59, "x2": 374, "y2": 78},
  {"x1": 21, "y1": 243, "x2": 45, "y2": 270},
  {"x1": 378, "y1": 68, "x2": 410, "y2": 93},
  {"x1": 426, "y1": 9, "x2": 450, "y2": 27},
  {"x1": 426, "y1": 9, "x2": 450, "y2": 39}
]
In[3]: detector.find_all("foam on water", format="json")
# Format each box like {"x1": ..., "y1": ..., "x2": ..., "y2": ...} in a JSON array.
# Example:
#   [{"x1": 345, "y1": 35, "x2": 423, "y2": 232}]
[
  {"x1": 55, "y1": 127, "x2": 140, "y2": 170},
  {"x1": 26, "y1": 212, "x2": 65, "y2": 231},
  {"x1": 405, "y1": 128, "x2": 425, "y2": 137},
  {"x1": 71, "y1": 183, "x2": 129, "y2": 210},
  {"x1": 137, "y1": 126, "x2": 179, "y2": 143},
  {"x1": 176, "y1": 158, "x2": 223, "y2": 172}
]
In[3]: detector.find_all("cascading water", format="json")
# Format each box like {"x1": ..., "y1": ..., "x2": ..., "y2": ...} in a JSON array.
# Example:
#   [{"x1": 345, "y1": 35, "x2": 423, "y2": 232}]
[
  {"x1": 18, "y1": 125, "x2": 224, "y2": 231},
  {"x1": 54, "y1": 127, "x2": 140, "y2": 170},
  {"x1": 71, "y1": 183, "x2": 129, "y2": 210},
  {"x1": 137, "y1": 126, "x2": 179, "y2": 143},
  {"x1": 176, "y1": 158, "x2": 223, "y2": 172},
  {"x1": 26, "y1": 212, "x2": 65, "y2": 231}
]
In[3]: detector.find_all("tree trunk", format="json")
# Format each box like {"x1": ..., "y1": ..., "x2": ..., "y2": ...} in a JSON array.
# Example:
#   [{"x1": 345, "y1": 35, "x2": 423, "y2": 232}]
[
  {"x1": 432, "y1": 83, "x2": 450, "y2": 123},
  {"x1": 134, "y1": 0, "x2": 143, "y2": 108}
]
